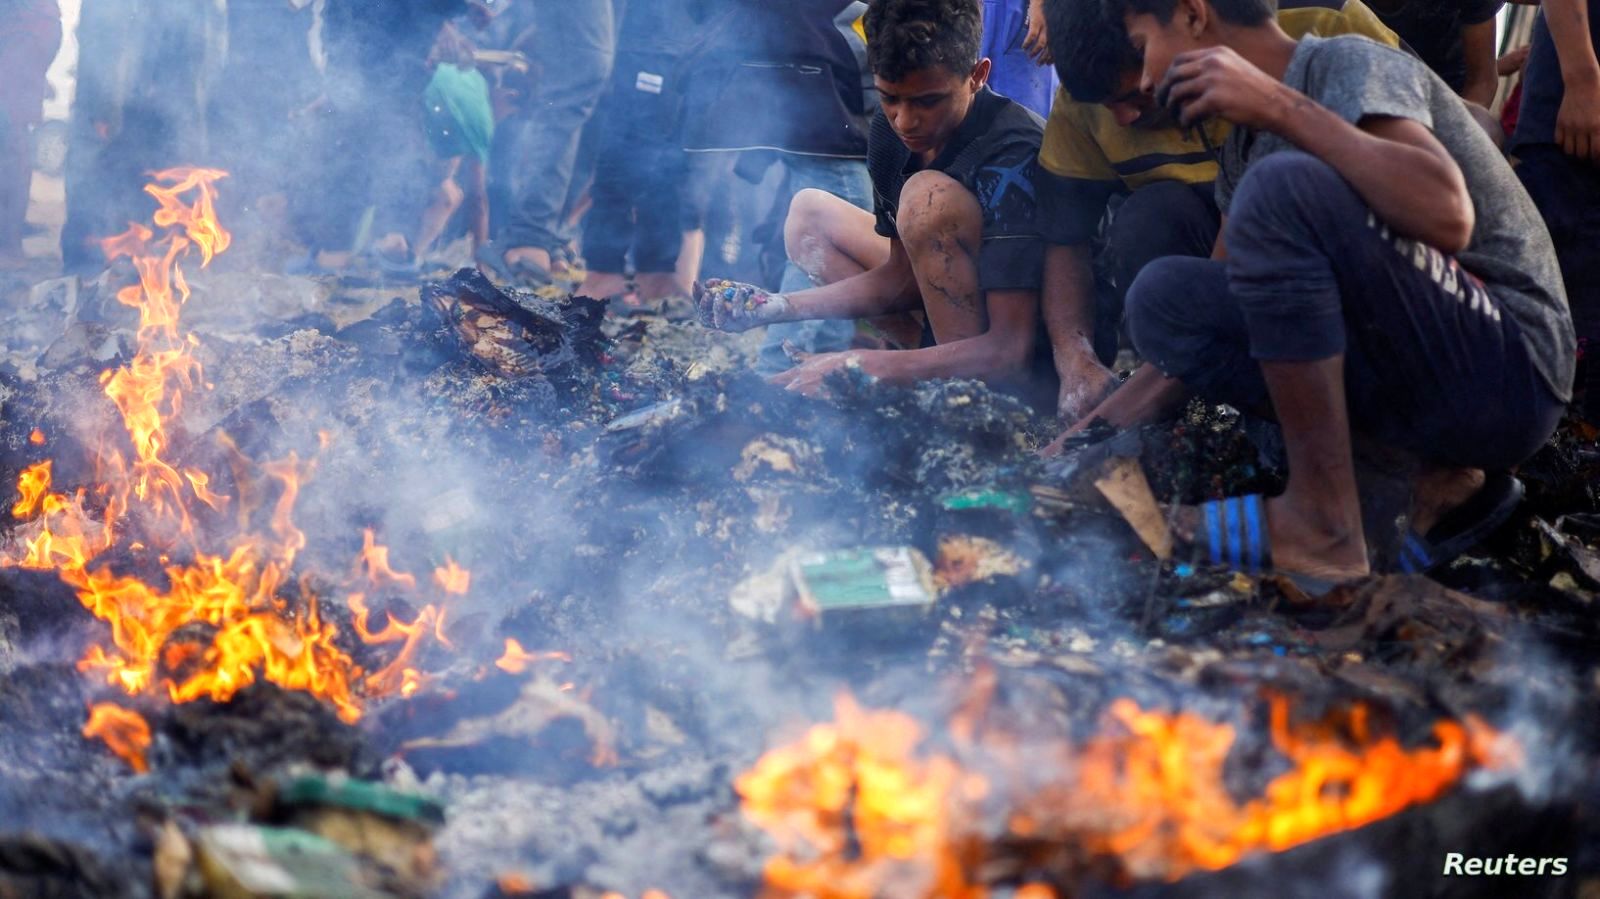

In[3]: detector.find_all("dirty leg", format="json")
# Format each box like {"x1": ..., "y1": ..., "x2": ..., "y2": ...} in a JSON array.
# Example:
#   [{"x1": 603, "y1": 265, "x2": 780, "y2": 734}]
[{"x1": 895, "y1": 170, "x2": 986, "y2": 345}]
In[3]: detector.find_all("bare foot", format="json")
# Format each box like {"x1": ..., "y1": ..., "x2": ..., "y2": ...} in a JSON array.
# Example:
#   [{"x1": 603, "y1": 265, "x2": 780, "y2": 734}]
[
  {"x1": 1408, "y1": 467, "x2": 1486, "y2": 536},
  {"x1": 580, "y1": 271, "x2": 630, "y2": 299},
  {"x1": 1172, "y1": 495, "x2": 1371, "y2": 583},
  {"x1": 635, "y1": 272, "x2": 683, "y2": 303},
  {"x1": 315, "y1": 250, "x2": 354, "y2": 271},
  {"x1": 505, "y1": 246, "x2": 551, "y2": 272},
  {"x1": 1055, "y1": 349, "x2": 1117, "y2": 423}
]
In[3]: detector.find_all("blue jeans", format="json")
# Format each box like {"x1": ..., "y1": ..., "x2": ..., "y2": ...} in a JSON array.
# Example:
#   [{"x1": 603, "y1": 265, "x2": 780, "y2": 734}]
[
  {"x1": 756, "y1": 155, "x2": 874, "y2": 376},
  {"x1": 1126, "y1": 152, "x2": 1561, "y2": 471}
]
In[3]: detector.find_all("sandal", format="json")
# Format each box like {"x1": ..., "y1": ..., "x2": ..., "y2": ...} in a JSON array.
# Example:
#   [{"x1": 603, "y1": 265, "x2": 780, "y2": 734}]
[
  {"x1": 1395, "y1": 473, "x2": 1523, "y2": 575},
  {"x1": 1193, "y1": 494, "x2": 1350, "y2": 597}
]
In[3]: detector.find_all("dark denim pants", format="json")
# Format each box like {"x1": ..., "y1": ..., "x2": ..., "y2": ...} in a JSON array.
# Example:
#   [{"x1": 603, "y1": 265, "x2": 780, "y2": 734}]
[{"x1": 1126, "y1": 151, "x2": 1562, "y2": 471}]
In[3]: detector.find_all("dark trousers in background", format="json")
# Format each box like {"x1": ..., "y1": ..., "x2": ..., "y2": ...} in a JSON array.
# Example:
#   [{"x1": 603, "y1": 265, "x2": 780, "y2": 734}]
[
  {"x1": 498, "y1": 0, "x2": 615, "y2": 252},
  {"x1": 582, "y1": 50, "x2": 689, "y2": 276},
  {"x1": 1094, "y1": 180, "x2": 1220, "y2": 365},
  {"x1": 1127, "y1": 152, "x2": 1562, "y2": 472},
  {"x1": 1517, "y1": 144, "x2": 1600, "y2": 419}
]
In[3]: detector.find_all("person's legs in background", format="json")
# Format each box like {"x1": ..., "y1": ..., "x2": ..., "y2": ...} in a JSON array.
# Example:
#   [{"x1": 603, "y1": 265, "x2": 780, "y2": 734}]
[
  {"x1": 490, "y1": 0, "x2": 615, "y2": 284},
  {"x1": 1517, "y1": 145, "x2": 1600, "y2": 423},
  {"x1": 0, "y1": 1, "x2": 62, "y2": 265},
  {"x1": 756, "y1": 155, "x2": 874, "y2": 375}
]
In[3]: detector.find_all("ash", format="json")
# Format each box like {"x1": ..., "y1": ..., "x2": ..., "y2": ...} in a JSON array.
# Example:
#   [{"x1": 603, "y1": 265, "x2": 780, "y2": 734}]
[{"x1": 0, "y1": 268, "x2": 1597, "y2": 899}]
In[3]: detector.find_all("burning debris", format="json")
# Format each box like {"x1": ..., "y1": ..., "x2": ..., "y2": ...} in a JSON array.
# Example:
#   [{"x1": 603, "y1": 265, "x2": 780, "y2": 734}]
[{"x1": 0, "y1": 172, "x2": 1597, "y2": 899}]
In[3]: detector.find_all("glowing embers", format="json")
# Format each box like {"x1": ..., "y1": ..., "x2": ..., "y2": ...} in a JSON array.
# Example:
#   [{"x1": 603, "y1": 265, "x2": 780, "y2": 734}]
[{"x1": 738, "y1": 691, "x2": 1508, "y2": 896}]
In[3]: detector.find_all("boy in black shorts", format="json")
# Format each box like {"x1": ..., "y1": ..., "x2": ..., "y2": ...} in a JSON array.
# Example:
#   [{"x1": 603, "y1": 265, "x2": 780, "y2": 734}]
[{"x1": 694, "y1": 0, "x2": 1052, "y2": 399}]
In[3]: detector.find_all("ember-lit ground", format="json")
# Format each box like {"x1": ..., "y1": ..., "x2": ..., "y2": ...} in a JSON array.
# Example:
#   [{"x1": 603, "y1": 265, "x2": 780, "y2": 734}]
[{"x1": 1, "y1": 186, "x2": 1598, "y2": 898}]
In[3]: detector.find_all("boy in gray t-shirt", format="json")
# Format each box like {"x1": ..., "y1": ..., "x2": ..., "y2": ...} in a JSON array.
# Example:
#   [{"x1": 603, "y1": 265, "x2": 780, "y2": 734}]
[{"x1": 1084, "y1": 0, "x2": 1574, "y2": 591}]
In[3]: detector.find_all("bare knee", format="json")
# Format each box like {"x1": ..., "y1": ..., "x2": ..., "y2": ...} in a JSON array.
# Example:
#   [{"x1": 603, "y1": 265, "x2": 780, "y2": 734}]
[
  {"x1": 897, "y1": 171, "x2": 980, "y2": 253},
  {"x1": 784, "y1": 188, "x2": 845, "y2": 276}
]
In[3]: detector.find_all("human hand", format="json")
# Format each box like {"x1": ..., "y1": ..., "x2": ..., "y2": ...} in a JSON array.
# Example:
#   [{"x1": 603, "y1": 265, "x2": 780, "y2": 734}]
[
  {"x1": 1024, "y1": 0, "x2": 1053, "y2": 65},
  {"x1": 1497, "y1": 44, "x2": 1531, "y2": 78},
  {"x1": 1556, "y1": 78, "x2": 1600, "y2": 163},
  {"x1": 768, "y1": 351, "x2": 866, "y2": 395},
  {"x1": 1158, "y1": 46, "x2": 1298, "y2": 130},
  {"x1": 693, "y1": 279, "x2": 792, "y2": 332}
]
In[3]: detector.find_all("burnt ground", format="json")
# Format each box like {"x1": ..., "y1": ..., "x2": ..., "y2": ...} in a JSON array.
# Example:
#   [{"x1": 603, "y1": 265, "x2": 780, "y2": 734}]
[{"x1": 0, "y1": 265, "x2": 1598, "y2": 898}]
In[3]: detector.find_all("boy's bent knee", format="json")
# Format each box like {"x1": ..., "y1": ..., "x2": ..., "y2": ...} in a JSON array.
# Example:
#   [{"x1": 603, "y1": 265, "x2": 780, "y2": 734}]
[
  {"x1": 1226, "y1": 152, "x2": 1359, "y2": 250},
  {"x1": 1125, "y1": 256, "x2": 1213, "y2": 368},
  {"x1": 897, "y1": 171, "x2": 980, "y2": 248}
]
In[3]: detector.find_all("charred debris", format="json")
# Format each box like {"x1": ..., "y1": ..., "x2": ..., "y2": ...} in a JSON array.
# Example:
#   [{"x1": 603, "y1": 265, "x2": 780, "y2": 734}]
[{"x1": 1, "y1": 265, "x2": 1599, "y2": 899}]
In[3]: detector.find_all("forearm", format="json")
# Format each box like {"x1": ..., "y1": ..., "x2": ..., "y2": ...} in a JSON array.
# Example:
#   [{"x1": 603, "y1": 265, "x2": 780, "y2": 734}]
[
  {"x1": 1268, "y1": 98, "x2": 1473, "y2": 252},
  {"x1": 1547, "y1": 0, "x2": 1600, "y2": 87},
  {"x1": 1460, "y1": 21, "x2": 1501, "y2": 109},
  {"x1": 859, "y1": 330, "x2": 1034, "y2": 386},
  {"x1": 1040, "y1": 244, "x2": 1098, "y2": 371},
  {"x1": 786, "y1": 251, "x2": 921, "y2": 321}
]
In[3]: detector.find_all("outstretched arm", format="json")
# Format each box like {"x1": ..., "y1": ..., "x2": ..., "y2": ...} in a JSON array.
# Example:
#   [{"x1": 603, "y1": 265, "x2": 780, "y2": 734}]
[
  {"x1": 787, "y1": 240, "x2": 925, "y2": 320},
  {"x1": 771, "y1": 288, "x2": 1039, "y2": 392}
]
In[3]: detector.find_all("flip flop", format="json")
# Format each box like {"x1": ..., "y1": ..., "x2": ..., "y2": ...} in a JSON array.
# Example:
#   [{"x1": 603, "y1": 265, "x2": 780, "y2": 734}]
[
  {"x1": 1396, "y1": 473, "x2": 1524, "y2": 575},
  {"x1": 1195, "y1": 494, "x2": 1345, "y2": 597}
]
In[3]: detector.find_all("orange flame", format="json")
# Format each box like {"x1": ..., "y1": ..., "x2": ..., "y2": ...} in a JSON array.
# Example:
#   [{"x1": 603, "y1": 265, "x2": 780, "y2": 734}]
[
  {"x1": 432, "y1": 557, "x2": 471, "y2": 595},
  {"x1": 1, "y1": 170, "x2": 358, "y2": 724},
  {"x1": 28, "y1": 429, "x2": 45, "y2": 446},
  {"x1": 494, "y1": 638, "x2": 571, "y2": 675},
  {"x1": 12, "y1": 461, "x2": 54, "y2": 518},
  {"x1": 82, "y1": 702, "x2": 151, "y2": 773},
  {"x1": 736, "y1": 694, "x2": 993, "y2": 899},
  {"x1": 739, "y1": 693, "x2": 1506, "y2": 895}
]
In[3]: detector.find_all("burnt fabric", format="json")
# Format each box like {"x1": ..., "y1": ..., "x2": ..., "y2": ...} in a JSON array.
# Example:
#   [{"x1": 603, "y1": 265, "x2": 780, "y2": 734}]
[
  {"x1": 1127, "y1": 152, "x2": 1563, "y2": 472},
  {"x1": 868, "y1": 86, "x2": 1046, "y2": 293}
]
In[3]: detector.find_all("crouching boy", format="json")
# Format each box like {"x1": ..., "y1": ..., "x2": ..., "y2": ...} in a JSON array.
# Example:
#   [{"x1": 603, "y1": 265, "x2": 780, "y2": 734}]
[
  {"x1": 1109, "y1": 0, "x2": 1574, "y2": 586},
  {"x1": 694, "y1": 0, "x2": 1052, "y2": 399}
]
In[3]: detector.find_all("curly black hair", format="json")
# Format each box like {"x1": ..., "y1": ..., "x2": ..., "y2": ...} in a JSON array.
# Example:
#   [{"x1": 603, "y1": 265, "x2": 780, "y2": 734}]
[
  {"x1": 1101, "y1": 0, "x2": 1276, "y2": 27},
  {"x1": 1045, "y1": 0, "x2": 1139, "y2": 103},
  {"x1": 864, "y1": 0, "x2": 984, "y2": 83}
]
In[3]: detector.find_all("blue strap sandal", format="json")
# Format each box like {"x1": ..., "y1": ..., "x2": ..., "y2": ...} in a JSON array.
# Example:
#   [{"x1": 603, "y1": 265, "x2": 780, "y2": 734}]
[
  {"x1": 1396, "y1": 473, "x2": 1523, "y2": 575},
  {"x1": 1196, "y1": 494, "x2": 1344, "y2": 597}
]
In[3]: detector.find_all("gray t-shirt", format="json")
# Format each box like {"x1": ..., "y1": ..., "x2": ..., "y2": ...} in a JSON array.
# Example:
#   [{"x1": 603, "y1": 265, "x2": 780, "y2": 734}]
[{"x1": 1217, "y1": 35, "x2": 1575, "y2": 401}]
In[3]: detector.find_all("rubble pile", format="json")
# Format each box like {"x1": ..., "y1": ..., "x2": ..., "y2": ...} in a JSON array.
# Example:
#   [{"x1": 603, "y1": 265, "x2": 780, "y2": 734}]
[{"x1": 0, "y1": 260, "x2": 1597, "y2": 899}]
